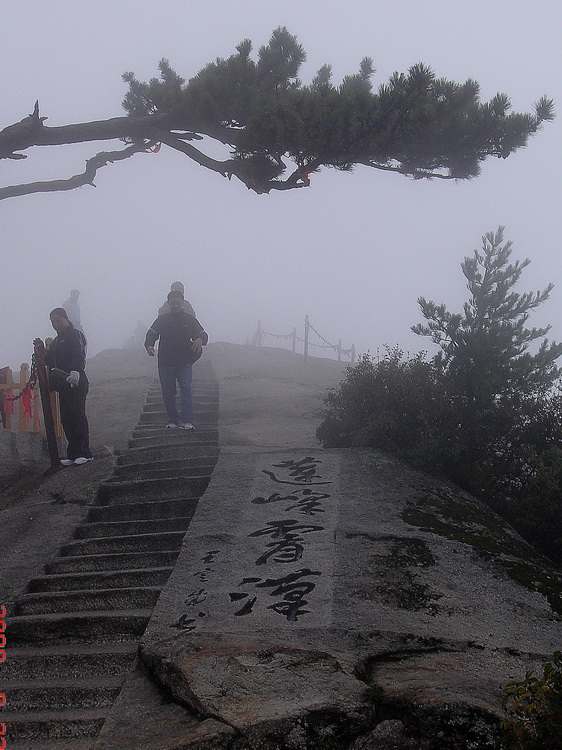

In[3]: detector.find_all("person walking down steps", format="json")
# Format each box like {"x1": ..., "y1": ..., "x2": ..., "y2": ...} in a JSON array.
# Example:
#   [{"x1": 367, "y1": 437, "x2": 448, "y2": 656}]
[{"x1": 145, "y1": 290, "x2": 208, "y2": 430}]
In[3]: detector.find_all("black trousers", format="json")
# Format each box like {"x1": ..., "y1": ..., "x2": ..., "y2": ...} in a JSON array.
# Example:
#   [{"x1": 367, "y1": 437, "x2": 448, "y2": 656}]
[{"x1": 58, "y1": 378, "x2": 92, "y2": 460}]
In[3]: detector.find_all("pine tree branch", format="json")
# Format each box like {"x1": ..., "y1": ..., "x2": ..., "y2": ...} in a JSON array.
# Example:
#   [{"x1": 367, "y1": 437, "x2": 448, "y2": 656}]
[
  {"x1": 0, "y1": 142, "x2": 153, "y2": 201},
  {"x1": 263, "y1": 159, "x2": 322, "y2": 192},
  {"x1": 155, "y1": 131, "x2": 320, "y2": 192},
  {"x1": 0, "y1": 108, "x2": 177, "y2": 159},
  {"x1": 361, "y1": 161, "x2": 458, "y2": 179},
  {"x1": 153, "y1": 130, "x2": 234, "y2": 177}
]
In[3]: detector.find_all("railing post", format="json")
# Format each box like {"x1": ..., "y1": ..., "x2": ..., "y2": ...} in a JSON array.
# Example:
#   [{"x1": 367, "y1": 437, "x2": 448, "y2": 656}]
[
  {"x1": 18, "y1": 363, "x2": 29, "y2": 432},
  {"x1": 1, "y1": 368, "x2": 14, "y2": 430}
]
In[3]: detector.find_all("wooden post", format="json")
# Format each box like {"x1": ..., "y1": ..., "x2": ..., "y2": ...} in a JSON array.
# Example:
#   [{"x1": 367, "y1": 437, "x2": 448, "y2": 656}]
[
  {"x1": 0, "y1": 367, "x2": 14, "y2": 430},
  {"x1": 304, "y1": 315, "x2": 310, "y2": 364},
  {"x1": 33, "y1": 343, "x2": 60, "y2": 471}
]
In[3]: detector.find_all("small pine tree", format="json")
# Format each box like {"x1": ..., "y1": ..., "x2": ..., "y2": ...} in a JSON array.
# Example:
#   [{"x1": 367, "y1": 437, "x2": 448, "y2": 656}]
[
  {"x1": 412, "y1": 228, "x2": 562, "y2": 485},
  {"x1": 317, "y1": 228, "x2": 562, "y2": 561},
  {"x1": 413, "y1": 227, "x2": 562, "y2": 404}
]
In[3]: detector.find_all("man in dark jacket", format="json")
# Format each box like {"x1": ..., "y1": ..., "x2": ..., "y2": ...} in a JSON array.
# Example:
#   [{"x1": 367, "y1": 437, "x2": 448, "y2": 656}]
[
  {"x1": 145, "y1": 290, "x2": 208, "y2": 430},
  {"x1": 44, "y1": 307, "x2": 93, "y2": 466}
]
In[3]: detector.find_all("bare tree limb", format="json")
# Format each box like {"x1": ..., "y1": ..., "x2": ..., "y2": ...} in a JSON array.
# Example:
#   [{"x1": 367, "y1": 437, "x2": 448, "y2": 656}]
[
  {"x1": 0, "y1": 142, "x2": 154, "y2": 201},
  {"x1": 0, "y1": 103, "x2": 238, "y2": 162},
  {"x1": 154, "y1": 131, "x2": 234, "y2": 177}
]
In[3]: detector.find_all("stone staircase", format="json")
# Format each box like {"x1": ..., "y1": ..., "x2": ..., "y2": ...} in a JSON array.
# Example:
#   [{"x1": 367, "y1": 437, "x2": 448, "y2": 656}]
[{"x1": 2, "y1": 363, "x2": 219, "y2": 748}]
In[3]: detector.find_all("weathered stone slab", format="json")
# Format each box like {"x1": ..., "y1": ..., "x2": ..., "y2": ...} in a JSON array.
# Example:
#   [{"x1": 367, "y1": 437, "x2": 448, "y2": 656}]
[
  {"x1": 143, "y1": 634, "x2": 374, "y2": 734},
  {"x1": 142, "y1": 449, "x2": 560, "y2": 655},
  {"x1": 142, "y1": 450, "x2": 340, "y2": 639},
  {"x1": 112, "y1": 446, "x2": 560, "y2": 747}
]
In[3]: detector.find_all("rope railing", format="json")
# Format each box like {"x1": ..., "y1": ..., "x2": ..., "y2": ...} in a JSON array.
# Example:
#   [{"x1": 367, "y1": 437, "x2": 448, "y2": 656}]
[{"x1": 251, "y1": 316, "x2": 355, "y2": 363}]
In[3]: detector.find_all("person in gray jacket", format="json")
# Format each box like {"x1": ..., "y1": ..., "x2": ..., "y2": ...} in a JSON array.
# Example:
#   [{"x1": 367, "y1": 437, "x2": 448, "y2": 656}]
[
  {"x1": 158, "y1": 281, "x2": 195, "y2": 317},
  {"x1": 145, "y1": 290, "x2": 208, "y2": 430}
]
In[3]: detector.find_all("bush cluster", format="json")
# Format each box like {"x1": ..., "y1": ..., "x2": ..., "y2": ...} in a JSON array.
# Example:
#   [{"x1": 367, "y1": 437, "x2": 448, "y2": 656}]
[
  {"x1": 500, "y1": 651, "x2": 562, "y2": 749},
  {"x1": 317, "y1": 229, "x2": 562, "y2": 564}
]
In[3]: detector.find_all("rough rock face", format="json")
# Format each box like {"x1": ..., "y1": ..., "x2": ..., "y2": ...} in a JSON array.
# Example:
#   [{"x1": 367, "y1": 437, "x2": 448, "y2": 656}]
[
  {"x1": 121, "y1": 445, "x2": 560, "y2": 749},
  {"x1": 142, "y1": 634, "x2": 375, "y2": 746},
  {"x1": 0, "y1": 430, "x2": 63, "y2": 488}
]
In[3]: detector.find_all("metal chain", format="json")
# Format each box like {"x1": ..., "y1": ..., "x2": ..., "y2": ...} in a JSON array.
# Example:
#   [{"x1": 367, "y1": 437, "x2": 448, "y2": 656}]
[{"x1": 258, "y1": 318, "x2": 354, "y2": 360}]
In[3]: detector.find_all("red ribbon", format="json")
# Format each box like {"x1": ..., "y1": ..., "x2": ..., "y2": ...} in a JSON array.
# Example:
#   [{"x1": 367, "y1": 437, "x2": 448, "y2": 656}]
[{"x1": 20, "y1": 386, "x2": 37, "y2": 420}]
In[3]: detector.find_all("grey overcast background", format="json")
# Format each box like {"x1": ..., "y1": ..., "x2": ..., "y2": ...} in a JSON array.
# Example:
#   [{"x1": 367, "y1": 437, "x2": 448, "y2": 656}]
[{"x1": 1, "y1": 1, "x2": 561, "y2": 370}]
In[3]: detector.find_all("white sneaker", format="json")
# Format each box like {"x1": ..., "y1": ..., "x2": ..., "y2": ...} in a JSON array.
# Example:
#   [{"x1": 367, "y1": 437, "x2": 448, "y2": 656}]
[
  {"x1": 60, "y1": 459, "x2": 74, "y2": 467},
  {"x1": 74, "y1": 457, "x2": 94, "y2": 465},
  {"x1": 179, "y1": 422, "x2": 195, "y2": 430},
  {"x1": 165, "y1": 422, "x2": 178, "y2": 429}
]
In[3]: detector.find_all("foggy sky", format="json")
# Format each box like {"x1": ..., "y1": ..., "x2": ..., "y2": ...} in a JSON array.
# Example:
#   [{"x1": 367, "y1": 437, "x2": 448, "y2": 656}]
[{"x1": 1, "y1": 1, "x2": 561, "y2": 370}]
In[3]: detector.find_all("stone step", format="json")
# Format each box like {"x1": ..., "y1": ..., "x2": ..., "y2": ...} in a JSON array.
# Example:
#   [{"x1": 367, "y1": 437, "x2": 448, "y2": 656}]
[
  {"x1": 86, "y1": 498, "x2": 197, "y2": 523},
  {"x1": 2, "y1": 707, "x2": 106, "y2": 741},
  {"x1": 28, "y1": 566, "x2": 174, "y2": 593},
  {"x1": 96, "y1": 475, "x2": 208, "y2": 503},
  {"x1": 144, "y1": 396, "x2": 218, "y2": 407},
  {"x1": 8, "y1": 609, "x2": 151, "y2": 645},
  {"x1": 1, "y1": 641, "x2": 137, "y2": 679},
  {"x1": 113, "y1": 456, "x2": 218, "y2": 478},
  {"x1": 130, "y1": 426, "x2": 218, "y2": 441},
  {"x1": 116, "y1": 443, "x2": 219, "y2": 466},
  {"x1": 47, "y1": 550, "x2": 179, "y2": 574},
  {"x1": 4, "y1": 676, "x2": 124, "y2": 712},
  {"x1": 135, "y1": 422, "x2": 219, "y2": 432},
  {"x1": 143, "y1": 399, "x2": 218, "y2": 411},
  {"x1": 127, "y1": 429, "x2": 218, "y2": 449},
  {"x1": 15, "y1": 586, "x2": 162, "y2": 616},
  {"x1": 8, "y1": 737, "x2": 96, "y2": 750},
  {"x1": 59, "y1": 530, "x2": 186, "y2": 556},
  {"x1": 73, "y1": 515, "x2": 193, "y2": 539},
  {"x1": 112, "y1": 463, "x2": 216, "y2": 482},
  {"x1": 138, "y1": 410, "x2": 218, "y2": 425},
  {"x1": 144, "y1": 396, "x2": 219, "y2": 407},
  {"x1": 0, "y1": 373, "x2": 219, "y2": 750},
  {"x1": 142, "y1": 398, "x2": 219, "y2": 408}
]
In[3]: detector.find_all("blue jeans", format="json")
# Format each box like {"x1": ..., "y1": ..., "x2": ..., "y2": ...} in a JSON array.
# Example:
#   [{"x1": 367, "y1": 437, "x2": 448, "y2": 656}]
[{"x1": 158, "y1": 364, "x2": 193, "y2": 423}]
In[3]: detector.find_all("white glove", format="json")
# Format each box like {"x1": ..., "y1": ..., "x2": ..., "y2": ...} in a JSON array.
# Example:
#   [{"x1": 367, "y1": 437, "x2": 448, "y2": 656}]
[{"x1": 67, "y1": 370, "x2": 80, "y2": 387}]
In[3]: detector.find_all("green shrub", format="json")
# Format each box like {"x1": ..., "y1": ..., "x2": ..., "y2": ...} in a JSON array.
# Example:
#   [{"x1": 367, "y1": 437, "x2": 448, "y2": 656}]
[
  {"x1": 318, "y1": 229, "x2": 562, "y2": 564},
  {"x1": 317, "y1": 347, "x2": 452, "y2": 470},
  {"x1": 500, "y1": 652, "x2": 562, "y2": 749}
]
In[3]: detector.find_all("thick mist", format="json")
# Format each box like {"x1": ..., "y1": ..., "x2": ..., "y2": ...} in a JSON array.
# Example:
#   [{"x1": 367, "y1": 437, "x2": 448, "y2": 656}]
[{"x1": 1, "y1": 1, "x2": 561, "y2": 371}]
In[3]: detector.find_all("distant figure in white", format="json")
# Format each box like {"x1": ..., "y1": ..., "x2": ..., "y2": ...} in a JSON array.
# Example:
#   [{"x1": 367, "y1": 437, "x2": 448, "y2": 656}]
[
  {"x1": 62, "y1": 289, "x2": 83, "y2": 332},
  {"x1": 158, "y1": 281, "x2": 195, "y2": 317}
]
